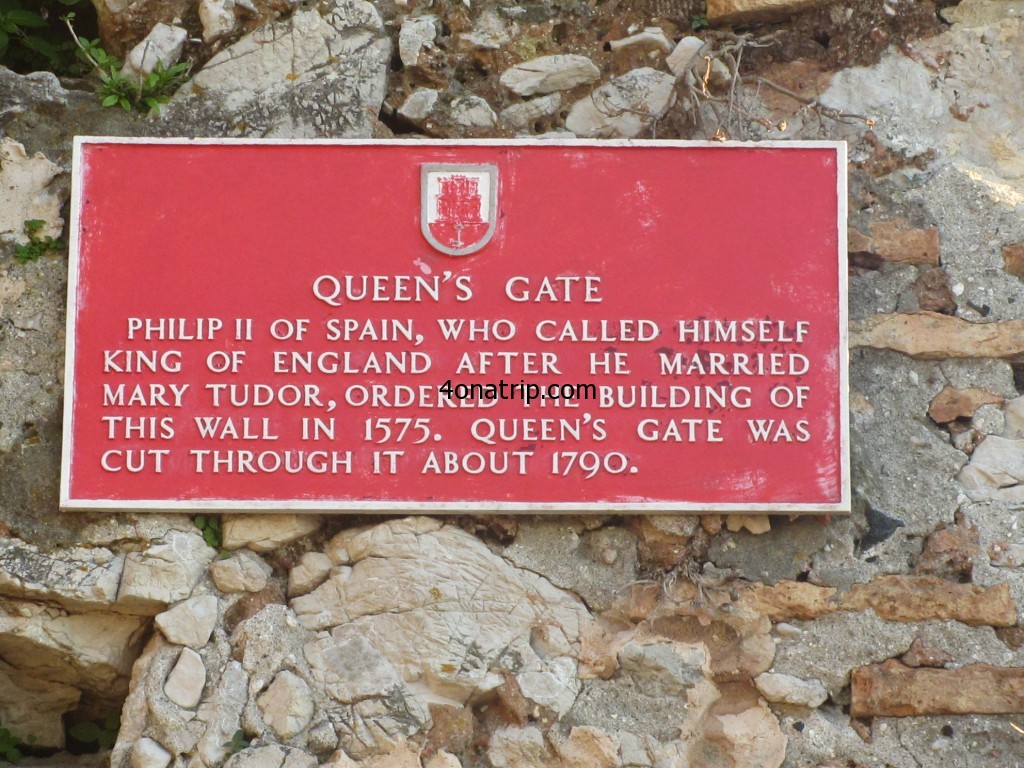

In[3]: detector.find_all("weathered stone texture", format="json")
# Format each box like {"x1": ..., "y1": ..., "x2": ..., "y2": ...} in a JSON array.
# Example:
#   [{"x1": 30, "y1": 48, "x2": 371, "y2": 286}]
[
  {"x1": 707, "y1": 0, "x2": 828, "y2": 24},
  {"x1": 164, "y1": 0, "x2": 390, "y2": 138},
  {"x1": 851, "y1": 660, "x2": 1024, "y2": 717},
  {"x1": 851, "y1": 313, "x2": 1024, "y2": 360}
]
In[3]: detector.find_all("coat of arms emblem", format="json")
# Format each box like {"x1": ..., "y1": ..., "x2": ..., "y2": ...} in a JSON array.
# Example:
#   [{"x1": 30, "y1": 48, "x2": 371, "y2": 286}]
[{"x1": 421, "y1": 164, "x2": 498, "y2": 256}]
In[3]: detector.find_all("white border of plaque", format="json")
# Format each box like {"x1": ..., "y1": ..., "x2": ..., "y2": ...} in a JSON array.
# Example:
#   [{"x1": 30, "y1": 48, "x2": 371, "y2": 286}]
[{"x1": 62, "y1": 138, "x2": 849, "y2": 514}]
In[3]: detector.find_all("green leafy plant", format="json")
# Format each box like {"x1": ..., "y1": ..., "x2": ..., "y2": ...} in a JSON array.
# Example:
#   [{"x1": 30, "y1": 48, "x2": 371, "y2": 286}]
[
  {"x1": 0, "y1": 0, "x2": 85, "y2": 73},
  {"x1": 224, "y1": 730, "x2": 250, "y2": 756},
  {"x1": 194, "y1": 515, "x2": 223, "y2": 549},
  {"x1": 0, "y1": 725, "x2": 24, "y2": 763},
  {"x1": 14, "y1": 219, "x2": 64, "y2": 264},
  {"x1": 63, "y1": 12, "x2": 191, "y2": 114},
  {"x1": 691, "y1": 13, "x2": 710, "y2": 30},
  {"x1": 68, "y1": 712, "x2": 120, "y2": 750}
]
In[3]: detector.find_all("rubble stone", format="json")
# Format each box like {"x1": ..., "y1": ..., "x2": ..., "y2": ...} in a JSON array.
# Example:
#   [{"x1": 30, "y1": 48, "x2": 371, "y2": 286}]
[
  {"x1": 223, "y1": 515, "x2": 322, "y2": 552},
  {"x1": 211, "y1": 552, "x2": 273, "y2": 594},
  {"x1": 155, "y1": 594, "x2": 219, "y2": 648},
  {"x1": 0, "y1": 657, "x2": 79, "y2": 748},
  {"x1": 258, "y1": 670, "x2": 314, "y2": 740},
  {"x1": 287, "y1": 552, "x2": 333, "y2": 597},
  {"x1": 928, "y1": 386, "x2": 1003, "y2": 423},
  {"x1": 164, "y1": 647, "x2": 206, "y2": 709},
  {"x1": 500, "y1": 55, "x2": 601, "y2": 96},
  {"x1": 843, "y1": 575, "x2": 1016, "y2": 626},
  {"x1": 165, "y1": 0, "x2": 389, "y2": 138},
  {"x1": 0, "y1": 139, "x2": 64, "y2": 244},
  {"x1": 131, "y1": 737, "x2": 172, "y2": 768},
  {"x1": 754, "y1": 672, "x2": 828, "y2": 707},
  {"x1": 850, "y1": 312, "x2": 1024, "y2": 360},
  {"x1": 121, "y1": 23, "x2": 187, "y2": 84},
  {"x1": 707, "y1": 0, "x2": 827, "y2": 24},
  {"x1": 565, "y1": 68, "x2": 676, "y2": 138},
  {"x1": 851, "y1": 660, "x2": 1024, "y2": 717}
]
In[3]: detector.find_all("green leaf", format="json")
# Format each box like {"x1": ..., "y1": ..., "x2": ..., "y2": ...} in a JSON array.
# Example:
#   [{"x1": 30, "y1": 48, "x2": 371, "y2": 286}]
[
  {"x1": 0, "y1": 29, "x2": 9, "y2": 59},
  {"x1": 23, "y1": 219, "x2": 44, "y2": 234},
  {"x1": 5, "y1": 9, "x2": 46, "y2": 28},
  {"x1": 119, "y1": 96, "x2": 130, "y2": 110},
  {"x1": 23, "y1": 33, "x2": 59, "y2": 61},
  {"x1": 195, "y1": 515, "x2": 207, "y2": 528},
  {"x1": 101, "y1": 93, "x2": 119, "y2": 107},
  {"x1": 69, "y1": 722, "x2": 101, "y2": 742}
]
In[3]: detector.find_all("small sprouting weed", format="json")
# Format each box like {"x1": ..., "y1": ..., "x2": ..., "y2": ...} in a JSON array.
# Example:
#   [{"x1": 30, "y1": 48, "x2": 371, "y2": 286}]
[
  {"x1": 224, "y1": 730, "x2": 251, "y2": 756},
  {"x1": 13, "y1": 219, "x2": 64, "y2": 264},
  {"x1": 62, "y1": 14, "x2": 191, "y2": 114},
  {"x1": 194, "y1": 514, "x2": 223, "y2": 550},
  {"x1": 691, "y1": 13, "x2": 710, "y2": 31}
]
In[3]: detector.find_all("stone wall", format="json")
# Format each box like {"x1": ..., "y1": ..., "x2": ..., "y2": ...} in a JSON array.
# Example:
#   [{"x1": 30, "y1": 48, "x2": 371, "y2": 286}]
[{"x1": 2, "y1": 0, "x2": 1024, "y2": 766}]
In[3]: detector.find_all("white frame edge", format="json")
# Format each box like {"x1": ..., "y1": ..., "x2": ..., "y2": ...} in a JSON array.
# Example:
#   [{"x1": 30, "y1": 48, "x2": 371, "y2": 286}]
[{"x1": 61, "y1": 137, "x2": 851, "y2": 514}]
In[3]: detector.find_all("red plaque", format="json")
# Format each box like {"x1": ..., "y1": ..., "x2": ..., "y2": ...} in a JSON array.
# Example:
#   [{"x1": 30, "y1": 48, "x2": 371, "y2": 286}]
[{"x1": 62, "y1": 139, "x2": 848, "y2": 513}]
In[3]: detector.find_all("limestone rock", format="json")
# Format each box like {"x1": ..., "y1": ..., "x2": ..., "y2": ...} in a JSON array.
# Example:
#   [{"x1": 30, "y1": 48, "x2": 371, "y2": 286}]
[
  {"x1": 459, "y1": 8, "x2": 516, "y2": 50},
  {"x1": 754, "y1": 672, "x2": 828, "y2": 707},
  {"x1": 565, "y1": 68, "x2": 676, "y2": 138},
  {"x1": 225, "y1": 745, "x2": 318, "y2": 768},
  {"x1": 165, "y1": 0, "x2": 389, "y2": 138},
  {"x1": 398, "y1": 89, "x2": 439, "y2": 125},
  {"x1": 725, "y1": 515, "x2": 771, "y2": 535},
  {"x1": 707, "y1": 0, "x2": 828, "y2": 24},
  {"x1": 131, "y1": 737, "x2": 172, "y2": 768},
  {"x1": 424, "y1": 752, "x2": 461, "y2": 768},
  {"x1": 196, "y1": 661, "x2": 249, "y2": 768},
  {"x1": 850, "y1": 312, "x2": 1024, "y2": 360},
  {"x1": 0, "y1": 657, "x2": 79, "y2": 748},
  {"x1": 399, "y1": 16, "x2": 438, "y2": 68},
  {"x1": 0, "y1": 139, "x2": 63, "y2": 244},
  {"x1": 667, "y1": 36, "x2": 705, "y2": 76},
  {"x1": 155, "y1": 594, "x2": 219, "y2": 648},
  {"x1": 0, "y1": 541, "x2": 124, "y2": 612},
  {"x1": 0, "y1": 599, "x2": 147, "y2": 697},
  {"x1": 258, "y1": 670, "x2": 314, "y2": 740},
  {"x1": 487, "y1": 726, "x2": 553, "y2": 768},
  {"x1": 211, "y1": 552, "x2": 273, "y2": 594},
  {"x1": 304, "y1": 633, "x2": 427, "y2": 758},
  {"x1": 121, "y1": 23, "x2": 187, "y2": 84},
  {"x1": 609, "y1": 27, "x2": 672, "y2": 52},
  {"x1": 223, "y1": 515, "x2": 322, "y2": 552},
  {"x1": 617, "y1": 641, "x2": 710, "y2": 698},
  {"x1": 851, "y1": 660, "x2": 1024, "y2": 717},
  {"x1": 292, "y1": 518, "x2": 590, "y2": 726},
  {"x1": 957, "y1": 435, "x2": 1024, "y2": 499},
  {"x1": 199, "y1": 0, "x2": 238, "y2": 42},
  {"x1": 698, "y1": 698, "x2": 786, "y2": 768},
  {"x1": 288, "y1": 552, "x2": 334, "y2": 597},
  {"x1": 451, "y1": 95, "x2": 497, "y2": 128},
  {"x1": 117, "y1": 530, "x2": 216, "y2": 613},
  {"x1": 164, "y1": 647, "x2": 206, "y2": 709},
  {"x1": 553, "y1": 726, "x2": 619, "y2": 768},
  {"x1": 500, "y1": 93, "x2": 562, "y2": 131},
  {"x1": 928, "y1": 386, "x2": 1003, "y2": 423},
  {"x1": 501, "y1": 55, "x2": 601, "y2": 96},
  {"x1": 498, "y1": 521, "x2": 639, "y2": 613}
]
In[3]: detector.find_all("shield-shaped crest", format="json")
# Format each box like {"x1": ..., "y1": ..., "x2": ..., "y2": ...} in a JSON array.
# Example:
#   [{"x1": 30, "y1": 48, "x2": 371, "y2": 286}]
[{"x1": 421, "y1": 164, "x2": 498, "y2": 256}]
